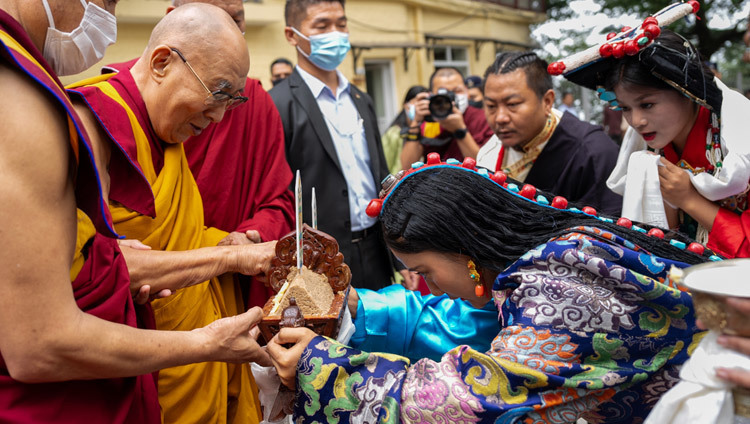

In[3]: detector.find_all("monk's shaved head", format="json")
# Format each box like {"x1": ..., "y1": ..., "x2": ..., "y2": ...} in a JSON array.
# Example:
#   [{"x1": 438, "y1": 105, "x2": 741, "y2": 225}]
[
  {"x1": 147, "y1": 3, "x2": 244, "y2": 55},
  {"x1": 173, "y1": 0, "x2": 237, "y2": 6},
  {"x1": 132, "y1": 2, "x2": 249, "y2": 144},
  {"x1": 169, "y1": 0, "x2": 246, "y2": 32}
]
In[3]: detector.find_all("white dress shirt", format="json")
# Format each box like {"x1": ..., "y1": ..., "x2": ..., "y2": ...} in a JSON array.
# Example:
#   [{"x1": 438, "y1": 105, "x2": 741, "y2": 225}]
[{"x1": 297, "y1": 66, "x2": 378, "y2": 231}]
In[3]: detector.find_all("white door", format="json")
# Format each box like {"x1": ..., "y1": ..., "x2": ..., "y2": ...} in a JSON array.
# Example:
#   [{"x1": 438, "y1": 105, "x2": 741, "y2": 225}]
[{"x1": 364, "y1": 60, "x2": 396, "y2": 135}]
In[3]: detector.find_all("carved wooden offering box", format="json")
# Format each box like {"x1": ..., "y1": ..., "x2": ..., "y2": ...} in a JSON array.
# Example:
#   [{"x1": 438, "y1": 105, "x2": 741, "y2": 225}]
[{"x1": 258, "y1": 224, "x2": 352, "y2": 343}]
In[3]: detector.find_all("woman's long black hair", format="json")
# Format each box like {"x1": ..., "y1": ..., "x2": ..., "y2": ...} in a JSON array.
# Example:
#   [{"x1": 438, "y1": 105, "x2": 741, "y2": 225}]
[{"x1": 381, "y1": 166, "x2": 711, "y2": 274}]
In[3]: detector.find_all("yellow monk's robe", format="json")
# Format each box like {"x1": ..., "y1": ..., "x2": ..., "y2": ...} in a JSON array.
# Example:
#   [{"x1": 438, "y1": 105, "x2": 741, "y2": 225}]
[{"x1": 67, "y1": 70, "x2": 261, "y2": 424}]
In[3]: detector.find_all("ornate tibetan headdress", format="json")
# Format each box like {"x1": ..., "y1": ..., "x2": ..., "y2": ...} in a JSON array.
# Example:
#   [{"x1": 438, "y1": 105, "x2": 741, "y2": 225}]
[
  {"x1": 548, "y1": 1, "x2": 724, "y2": 172},
  {"x1": 365, "y1": 153, "x2": 721, "y2": 261}
]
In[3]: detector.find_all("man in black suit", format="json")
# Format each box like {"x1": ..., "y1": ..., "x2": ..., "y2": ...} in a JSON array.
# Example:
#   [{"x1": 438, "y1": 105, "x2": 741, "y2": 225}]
[{"x1": 270, "y1": 0, "x2": 411, "y2": 291}]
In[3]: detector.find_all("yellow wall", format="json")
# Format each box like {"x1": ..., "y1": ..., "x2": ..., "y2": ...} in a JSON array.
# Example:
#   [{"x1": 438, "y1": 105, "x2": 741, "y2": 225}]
[{"x1": 61, "y1": 0, "x2": 543, "y2": 109}]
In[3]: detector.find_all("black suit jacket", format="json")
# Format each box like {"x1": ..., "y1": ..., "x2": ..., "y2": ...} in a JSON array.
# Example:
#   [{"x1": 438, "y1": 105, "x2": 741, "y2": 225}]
[
  {"x1": 269, "y1": 69, "x2": 391, "y2": 270},
  {"x1": 525, "y1": 112, "x2": 623, "y2": 216}
]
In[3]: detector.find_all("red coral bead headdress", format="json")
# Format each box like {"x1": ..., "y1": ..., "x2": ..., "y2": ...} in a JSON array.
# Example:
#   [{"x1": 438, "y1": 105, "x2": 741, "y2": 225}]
[{"x1": 364, "y1": 153, "x2": 719, "y2": 260}]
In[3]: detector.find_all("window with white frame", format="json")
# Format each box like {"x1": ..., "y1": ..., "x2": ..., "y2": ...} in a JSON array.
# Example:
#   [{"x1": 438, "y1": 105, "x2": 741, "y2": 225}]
[{"x1": 433, "y1": 46, "x2": 469, "y2": 77}]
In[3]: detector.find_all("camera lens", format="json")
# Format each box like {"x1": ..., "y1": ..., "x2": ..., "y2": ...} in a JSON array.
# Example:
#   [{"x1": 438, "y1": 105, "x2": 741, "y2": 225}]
[
  {"x1": 428, "y1": 89, "x2": 456, "y2": 121},
  {"x1": 429, "y1": 95, "x2": 452, "y2": 120}
]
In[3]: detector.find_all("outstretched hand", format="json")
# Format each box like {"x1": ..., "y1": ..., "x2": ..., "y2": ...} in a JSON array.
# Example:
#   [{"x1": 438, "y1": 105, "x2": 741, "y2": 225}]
[
  {"x1": 219, "y1": 230, "x2": 263, "y2": 246},
  {"x1": 266, "y1": 327, "x2": 317, "y2": 389},
  {"x1": 698, "y1": 297, "x2": 750, "y2": 389},
  {"x1": 199, "y1": 307, "x2": 272, "y2": 366},
  {"x1": 235, "y1": 241, "x2": 277, "y2": 276}
]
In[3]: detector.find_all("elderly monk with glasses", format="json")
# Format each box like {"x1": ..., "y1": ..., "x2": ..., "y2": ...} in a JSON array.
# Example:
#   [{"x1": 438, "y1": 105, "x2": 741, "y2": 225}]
[
  {"x1": 102, "y1": 0, "x2": 295, "y2": 316},
  {"x1": 67, "y1": 4, "x2": 272, "y2": 424},
  {"x1": 169, "y1": 47, "x2": 248, "y2": 110}
]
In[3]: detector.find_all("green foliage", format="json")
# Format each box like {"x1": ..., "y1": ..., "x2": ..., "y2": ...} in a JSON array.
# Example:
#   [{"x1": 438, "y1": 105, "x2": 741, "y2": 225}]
[
  {"x1": 720, "y1": 39, "x2": 750, "y2": 89},
  {"x1": 545, "y1": 0, "x2": 747, "y2": 59},
  {"x1": 537, "y1": 0, "x2": 750, "y2": 118},
  {"x1": 545, "y1": 0, "x2": 579, "y2": 20}
]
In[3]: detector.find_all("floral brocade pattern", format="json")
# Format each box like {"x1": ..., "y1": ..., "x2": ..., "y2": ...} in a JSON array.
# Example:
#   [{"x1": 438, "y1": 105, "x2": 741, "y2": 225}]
[{"x1": 294, "y1": 227, "x2": 701, "y2": 423}]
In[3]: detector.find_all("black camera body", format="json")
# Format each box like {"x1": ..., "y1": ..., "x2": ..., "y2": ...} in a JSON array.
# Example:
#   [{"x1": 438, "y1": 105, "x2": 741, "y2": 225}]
[{"x1": 425, "y1": 88, "x2": 455, "y2": 122}]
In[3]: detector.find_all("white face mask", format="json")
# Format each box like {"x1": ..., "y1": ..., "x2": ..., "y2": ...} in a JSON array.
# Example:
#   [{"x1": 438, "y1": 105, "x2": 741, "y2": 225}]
[
  {"x1": 41, "y1": 0, "x2": 117, "y2": 76},
  {"x1": 455, "y1": 93, "x2": 469, "y2": 114}
]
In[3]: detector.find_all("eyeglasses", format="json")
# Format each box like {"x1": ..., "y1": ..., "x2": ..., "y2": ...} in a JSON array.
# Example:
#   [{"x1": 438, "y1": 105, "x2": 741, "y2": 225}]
[{"x1": 170, "y1": 47, "x2": 248, "y2": 111}]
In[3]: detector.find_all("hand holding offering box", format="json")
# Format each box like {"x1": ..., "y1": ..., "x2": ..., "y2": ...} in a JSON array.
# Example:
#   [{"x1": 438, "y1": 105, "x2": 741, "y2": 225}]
[{"x1": 258, "y1": 224, "x2": 351, "y2": 343}]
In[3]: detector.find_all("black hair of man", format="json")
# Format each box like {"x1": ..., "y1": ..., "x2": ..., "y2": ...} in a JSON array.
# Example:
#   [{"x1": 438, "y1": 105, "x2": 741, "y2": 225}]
[
  {"x1": 284, "y1": 0, "x2": 345, "y2": 27},
  {"x1": 270, "y1": 57, "x2": 293, "y2": 71},
  {"x1": 483, "y1": 52, "x2": 552, "y2": 100},
  {"x1": 428, "y1": 67, "x2": 465, "y2": 92}
]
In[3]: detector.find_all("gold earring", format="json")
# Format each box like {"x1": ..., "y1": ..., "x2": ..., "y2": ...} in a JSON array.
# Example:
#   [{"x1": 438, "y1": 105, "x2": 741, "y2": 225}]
[{"x1": 468, "y1": 259, "x2": 484, "y2": 297}]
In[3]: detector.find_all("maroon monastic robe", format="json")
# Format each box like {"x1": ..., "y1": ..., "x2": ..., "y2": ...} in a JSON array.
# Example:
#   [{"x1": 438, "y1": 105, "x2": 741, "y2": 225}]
[
  {"x1": 104, "y1": 59, "x2": 295, "y2": 308},
  {"x1": 0, "y1": 10, "x2": 160, "y2": 424},
  {"x1": 184, "y1": 79, "x2": 294, "y2": 308}
]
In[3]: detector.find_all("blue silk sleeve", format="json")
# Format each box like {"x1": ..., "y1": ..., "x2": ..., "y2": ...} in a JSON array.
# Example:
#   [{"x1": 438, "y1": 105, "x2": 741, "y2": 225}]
[{"x1": 348, "y1": 284, "x2": 500, "y2": 361}]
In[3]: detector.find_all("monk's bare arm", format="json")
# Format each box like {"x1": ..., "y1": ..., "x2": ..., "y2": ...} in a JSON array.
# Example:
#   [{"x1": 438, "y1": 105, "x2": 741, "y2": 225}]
[
  {"x1": 0, "y1": 66, "x2": 267, "y2": 383},
  {"x1": 120, "y1": 242, "x2": 276, "y2": 293},
  {"x1": 72, "y1": 100, "x2": 112, "y2": 201}
]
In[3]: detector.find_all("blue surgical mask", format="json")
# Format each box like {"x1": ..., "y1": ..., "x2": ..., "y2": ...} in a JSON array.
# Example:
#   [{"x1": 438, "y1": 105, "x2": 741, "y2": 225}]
[{"x1": 291, "y1": 27, "x2": 350, "y2": 71}]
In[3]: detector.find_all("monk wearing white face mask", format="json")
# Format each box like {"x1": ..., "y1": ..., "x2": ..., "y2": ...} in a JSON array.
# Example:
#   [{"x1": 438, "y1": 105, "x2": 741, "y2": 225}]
[{"x1": 41, "y1": 0, "x2": 117, "y2": 75}]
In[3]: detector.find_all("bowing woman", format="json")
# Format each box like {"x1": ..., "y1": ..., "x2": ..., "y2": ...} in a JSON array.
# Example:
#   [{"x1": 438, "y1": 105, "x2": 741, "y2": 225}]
[
  {"x1": 267, "y1": 154, "x2": 717, "y2": 423},
  {"x1": 551, "y1": 1, "x2": 750, "y2": 258}
]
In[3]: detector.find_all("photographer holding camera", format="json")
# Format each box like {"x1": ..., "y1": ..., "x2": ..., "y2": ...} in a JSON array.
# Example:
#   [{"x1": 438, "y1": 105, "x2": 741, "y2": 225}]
[{"x1": 400, "y1": 67, "x2": 494, "y2": 169}]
